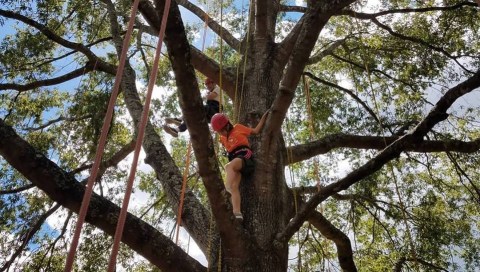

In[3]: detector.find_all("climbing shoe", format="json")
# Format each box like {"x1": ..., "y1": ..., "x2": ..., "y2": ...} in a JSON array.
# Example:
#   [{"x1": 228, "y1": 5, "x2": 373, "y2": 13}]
[
  {"x1": 165, "y1": 117, "x2": 182, "y2": 126},
  {"x1": 163, "y1": 125, "x2": 178, "y2": 137},
  {"x1": 234, "y1": 213, "x2": 243, "y2": 221}
]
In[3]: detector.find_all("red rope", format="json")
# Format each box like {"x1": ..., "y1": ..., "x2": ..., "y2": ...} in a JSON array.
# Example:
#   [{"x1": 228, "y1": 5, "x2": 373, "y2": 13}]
[
  {"x1": 175, "y1": 142, "x2": 192, "y2": 244},
  {"x1": 174, "y1": 7, "x2": 208, "y2": 246},
  {"x1": 64, "y1": 1, "x2": 141, "y2": 271},
  {"x1": 107, "y1": 0, "x2": 173, "y2": 271}
]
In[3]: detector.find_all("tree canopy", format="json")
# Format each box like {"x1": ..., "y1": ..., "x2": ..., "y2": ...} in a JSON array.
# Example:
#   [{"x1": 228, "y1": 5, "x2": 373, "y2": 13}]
[{"x1": 1, "y1": 0, "x2": 480, "y2": 271}]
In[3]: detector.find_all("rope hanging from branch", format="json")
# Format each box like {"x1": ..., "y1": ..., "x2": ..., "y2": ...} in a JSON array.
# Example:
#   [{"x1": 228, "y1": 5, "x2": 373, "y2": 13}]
[
  {"x1": 64, "y1": 1, "x2": 142, "y2": 271},
  {"x1": 107, "y1": 0, "x2": 173, "y2": 271},
  {"x1": 175, "y1": 142, "x2": 192, "y2": 244},
  {"x1": 174, "y1": 1, "x2": 215, "y2": 244},
  {"x1": 233, "y1": 0, "x2": 253, "y2": 123}
]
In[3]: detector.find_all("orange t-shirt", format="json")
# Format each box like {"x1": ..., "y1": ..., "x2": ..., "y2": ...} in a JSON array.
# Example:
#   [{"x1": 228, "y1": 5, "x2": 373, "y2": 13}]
[{"x1": 220, "y1": 124, "x2": 253, "y2": 152}]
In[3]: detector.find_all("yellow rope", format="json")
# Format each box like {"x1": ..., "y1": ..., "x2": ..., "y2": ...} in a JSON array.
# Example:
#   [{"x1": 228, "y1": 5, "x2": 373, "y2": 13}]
[
  {"x1": 303, "y1": 75, "x2": 314, "y2": 137},
  {"x1": 303, "y1": 75, "x2": 323, "y2": 213},
  {"x1": 217, "y1": 240, "x2": 222, "y2": 272},
  {"x1": 352, "y1": 14, "x2": 419, "y2": 267},
  {"x1": 285, "y1": 116, "x2": 303, "y2": 270},
  {"x1": 362, "y1": 37, "x2": 419, "y2": 271},
  {"x1": 389, "y1": 164, "x2": 418, "y2": 266},
  {"x1": 218, "y1": 0, "x2": 224, "y2": 110},
  {"x1": 233, "y1": 0, "x2": 253, "y2": 123},
  {"x1": 206, "y1": 208, "x2": 214, "y2": 272},
  {"x1": 207, "y1": 2, "x2": 226, "y2": 270}
]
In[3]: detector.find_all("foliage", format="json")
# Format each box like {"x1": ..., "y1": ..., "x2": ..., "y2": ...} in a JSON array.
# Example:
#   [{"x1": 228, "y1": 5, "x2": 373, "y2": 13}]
[{"x1": 0, "y1": 0, "x2": 479, "y2": 271}]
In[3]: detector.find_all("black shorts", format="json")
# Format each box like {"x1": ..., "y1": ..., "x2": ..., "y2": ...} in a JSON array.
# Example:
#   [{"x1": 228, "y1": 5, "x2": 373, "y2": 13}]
[
  {"x1": 205, "y1": 100, "x2": 220, "y2": 122},
  {"x1": 228, "y1": 147, "x2": 255, "y2": 176}
]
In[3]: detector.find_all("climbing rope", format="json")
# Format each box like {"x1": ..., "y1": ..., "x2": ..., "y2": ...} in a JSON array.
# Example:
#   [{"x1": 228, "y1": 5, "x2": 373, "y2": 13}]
[
  {"x1": 218, "y1": 0, "x2": 224, "y2": 109},
  {"x1": 360, "y1": 38, "x2": 420, "y2": 271},
  {"x1": 173, "y1": 0, "x2": 214, "y2": 245},
  {"x1": 233, "y1": 0, "x2": 253, "y2": 123},
  {"x1": 352, "y1": 13, "x2": 419, "y2": 268},
  {"x1": 217, "y1": 238, "x2": 222, "y2": 272},
  {"x1": 303, "y1": 74, "x2": 323, "y2": 213},
  {"x1": 206, "y1": 208, "x2": 215, "y2": 272},
  {"x1": 64, "y1": 1, "x2": 141, "y2": 271},
  {"x1": 285, "y1": 116, "x2": 303, "y2": 270},
  {"x1": 107, "y1": 0, "x2": 173, "y2": 271},
  {"x1": 302, "y1": 75, "x2": 321, "y2": 192},
  {"x1": 175, "y1": 142, "x2": 193, "y2": 244}
]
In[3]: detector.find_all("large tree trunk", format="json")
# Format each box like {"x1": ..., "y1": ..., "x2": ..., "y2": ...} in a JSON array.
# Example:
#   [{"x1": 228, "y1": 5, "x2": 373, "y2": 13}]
[{"x1": 138, "y1": 0, "x2": 355, "y2": 270}]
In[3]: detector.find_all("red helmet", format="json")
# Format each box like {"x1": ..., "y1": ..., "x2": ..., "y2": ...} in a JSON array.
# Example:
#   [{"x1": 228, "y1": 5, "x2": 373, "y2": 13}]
[
  {"x1": 204, "y1": 77, "x2": 214, "y2": 84},
  {"x1": 211, "y1": 113, "x2": 229, "y2": 131}
]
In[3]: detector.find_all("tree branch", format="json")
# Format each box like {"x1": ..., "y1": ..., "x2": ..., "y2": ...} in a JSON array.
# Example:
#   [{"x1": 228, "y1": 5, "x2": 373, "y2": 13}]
[
  {"x1": 269, "y1": 0, "x2": 356, "y2": 135},
  {"x1": 70, "y1": 139, "x2": 136, "y2": 177},
  {"x1": 340, "y1": 2, "x2": 477, "y2": 18},
  {"x1": 3, "y1": 34, "x2": 112, "y2": 78},
  {"x1": 0, "y1": 9, "x2": 95, "y2": 61},
  {"x1": 0, "y1": 9, "x2": 116, "y2": 76},
  {"x1": 176, "y1": 0, "x2": 241, "y2": 51},
  {"x1": 354, "y1": 199, "x2": 398, "y2": 245},
  {"x1": 279, "y1": 5, "x2": 307, "y2": 13},
  {"x1": 303, "y1": 71, "x2": 380, "y2": 124},
  {"x1": 0, "y1": 204, "x2": 61, "y2": 272},
  {"x1": 0, "y1": 119, "x2": 206, "y2": 272},
  {"x1": 307, "y1": 39, "x2": 346, "y2": 65},
  {"x1": 137, "y1": 0, "x2": 237, "y2": 97},
  {"x1": 24, "y1": 114, "x2": 93, "y2": 132},
  {"x1": 0, "y1": 65, "x2": 92, "y2": 92},
  {"x1": 369, "y1": 17, "x2": 473, "y2": 73},
  {"x1": 286, "y1": 134, "x2": 480, "y2": 165},
  {"x1": 189, "y1": 46, "x2": 237, "y2": 97},
  {"x1": 276, "y1": 15, "x2": 310, "y2": 72},
  {"x1": 98, "y1": 0, "x2": 218, "y2": 263},
  {"x1": 308, "y1": 210, "x2": 357, "y2": 271},
  {"x1": 276, "y1": 68, "x2": 480, "y2": 243},
  {"x1": 41, "y1": 212, "x2": 73, "y2": 270},
  {"x1": 293, "y1": 186, "x2": 409, "y2": 220},
  {"x1": 394, "y1": 256, "x2": 449, "y2": 272},
  {"x1": 338, "y1": 3, "x2": 477, "y2": 73},
  {"x1": 0, "y1": 183, "x2": 34, "y2": 194},
  {"x1": 136, "y1": 27, "x2": 152, "y2": 77},
  {"x1": 331, "y1": 53, "x2": 420, "y2": 95},
  {"x1": 445, "y1": 151, "x2": 480, "y2": 203},
  {"x1": 254, "y1": 0, "x2": 268, "y2": 40}
]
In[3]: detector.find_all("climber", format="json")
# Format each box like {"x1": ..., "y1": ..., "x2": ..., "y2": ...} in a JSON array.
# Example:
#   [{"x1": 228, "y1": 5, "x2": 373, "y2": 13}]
[
  {"x1": 163, "y1": 77, "x2": 221, "y2": 137},
  {"x1": 210, "y1": 110, "x2": 269, "y2": 220}
]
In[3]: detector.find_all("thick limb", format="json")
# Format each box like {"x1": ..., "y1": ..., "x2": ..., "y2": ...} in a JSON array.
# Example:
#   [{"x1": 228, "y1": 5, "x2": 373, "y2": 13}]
[{"x1": 225, "y1": 158, "x2": 243, "y2": 214}]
